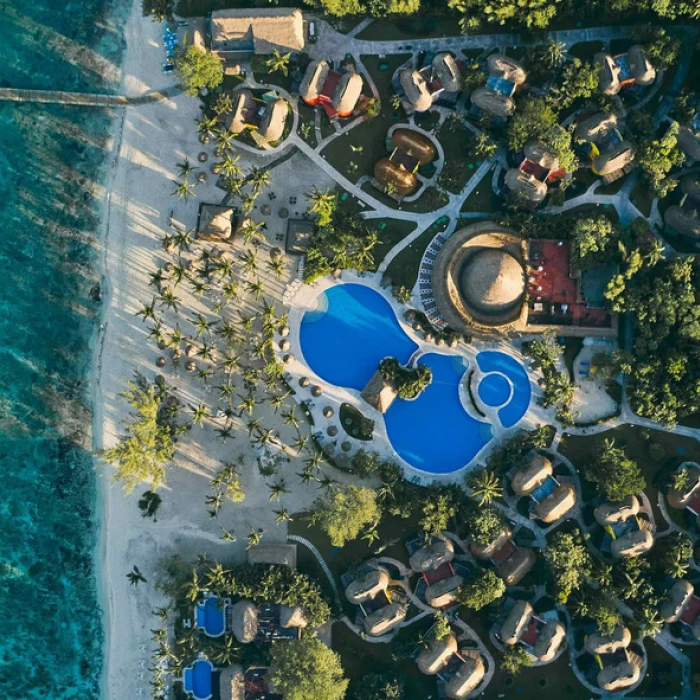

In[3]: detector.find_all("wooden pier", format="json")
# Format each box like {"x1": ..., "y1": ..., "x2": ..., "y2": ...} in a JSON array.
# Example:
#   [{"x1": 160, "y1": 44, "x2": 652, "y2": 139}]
[{"x1": 0, "y1": 87, "x2": 177, "y2": 108}]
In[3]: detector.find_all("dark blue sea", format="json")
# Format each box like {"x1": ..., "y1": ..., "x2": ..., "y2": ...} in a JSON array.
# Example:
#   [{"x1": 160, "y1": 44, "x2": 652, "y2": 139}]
[{"x1": 0, "y1": 1, "x2": 126, "y2": 696}]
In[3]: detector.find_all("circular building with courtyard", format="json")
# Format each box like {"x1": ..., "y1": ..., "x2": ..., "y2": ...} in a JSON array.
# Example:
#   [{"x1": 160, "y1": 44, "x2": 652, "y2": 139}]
[{"x1": 431, "y1": 222, "x2": 527, "y2": 333}]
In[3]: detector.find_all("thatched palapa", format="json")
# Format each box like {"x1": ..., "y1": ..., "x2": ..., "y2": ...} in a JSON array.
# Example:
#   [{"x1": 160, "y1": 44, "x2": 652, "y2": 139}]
[
  {"x1": 400, "y1": 70, "x2": 432, "y2": 112},
  {"x1": 227, "y1": 89, "x2": 254, "y2": 134},
  {"x1": 598, "y1": 660, "x2": 642, "y2": 692},
  {"x1": 197, "y1": 204, "x2": 234, "y2": 241},
  {"x1": 444, "y1": 654, "x2": 485, "y2": 699},
  {"x1": 592, "y1": 141, "x2": 636, "y2": 176},
  {"x1": 231, "y1": 600, "x2": 259, "y2": 643},
  {"x1": 487, "y1": 54, "x2": 526, "y2": 85},
  {"x1": 345, "y1": 569, "x2": 390, "y2": 604},
  {"x1": 667, "y1": 464, "x2": 700, "y2": 508},
  {"x1": 627, "y1": 45, "x2": 656, "y2": 85},
  {"x1": 660, "y1": 580, "x2": 694, "y2": 623},
  {"x1": 391, "y1": 129, "x2": 437, "y2": 165},
  {"x1": 361, "y1": 370, "x2": 398, "y2": 414},
  {"x1": 574, "y1": 112, "x2": 618, "y2": 143},
  {"x1": 470, "y1": 526, "x2": 511, "y2": 560},
  {"x1": 682, "y1": 173, "x2": 700, "y2": 201},
  {"x1": 219, "y1": 665, "x2": 245, "y2": 700},
  {"x1": 595, "y1": 53, "x2": 621, "y2": 95},
  {"x1": 534, "y1": 483, "x2": 577, "y2": 523},
  {"x1": 364, "y1": 603, "x2": 407, "y2": 636},
  {"x1": 499, "y1": 547, "x2": 535, "y2": 585},
  {"x1": 416, "y1": 634, "x2": 458, "y2": 674},
  {"x1": 279, "y1": 605, "x2": 308, "y2": 629},
  {"x1": 432, "y1": 52, "x2": 463, "y2": 92},
  {"x1": 512, "y1": 453, "x2": 553, "y2": 496},
  {"x1": 501, "y1": 600, "x2": 533, "y2": 645},
  {"x1": 611, "y1": 528, "x2": 654, "y2": 559},
  {"x1": 409, "y1": 538, "x2": 454, "y2": 572},
  {"x1": 664, "y1": 204, "x2": 700, "y2": 240},
  {"x1": 425, "y1": 574, "x2": 463, "y2": 608},
  {"x1": 533, "y1": 621, "x2": 566, "y2": 661},
  {"x1": 299, "y1": 60, "x2": 330, "y2": 103},
  {"x1": 247, "y1": 543, "x2": 297, "y2": 568},
  {"x1": 210, "y1": 8, "x2": 304, "y2": 56},
  {"x1": 505, "y1": 169, "x2": 548, "y2": 203},
  {"x1": 523, "y1": 141, "x2": 559, "y2": 170},
  {"x1": 333, "y1": 72, "x2": 363, "y2": 117},
  {"x1": 594, "y1": 495, "x2": 640, "y2": 525},
  {"x1": 677, "y1": 123, "x2": 700, "y2": 162},
  {"x1": 471, "y1": 87, "x2": 515, "y2": 118},
  {"x1": 585, "y1": 625, "x2": 631, "y2": 655},
  {"x1": 374, "y1": 158, "x2": 418, "y2": 197}
]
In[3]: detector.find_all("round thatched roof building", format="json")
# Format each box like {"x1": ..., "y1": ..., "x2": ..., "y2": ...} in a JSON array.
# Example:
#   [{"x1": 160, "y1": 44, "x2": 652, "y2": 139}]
[
  {"x1": 399, "y1": 69, "x2": 432, "y2": 112},
  {"x1": 595, "y1": 53, "x2": 621, "y2": 95},
  {"x1": 409, "y1": 538, "x2": 454, "y2": 572},
  {"x1": 535, "y1": 483, "x2": 577, "y2": 524},
  {"x1": 487, "y1": 54, "x2": 527, "y2": 85},
  {"x1": 574, "y1": 111, "x2": 618, "y2": 144},
  {"x1": 594, "y1": 495, "x2": 640, "y2": 526},
  {"x1": 627, "y1": 45, "x2": 656, "y2": 85},
  {"x1": 499, "y1": 547, "x2": 536, "y2": 585},
  {"x1": 391, "y1": 128, "x2": 437, "y2": 165},
  {"x1": 682, "y1": 173, "x2": 700, "y2": 201},
  {"x1": 677, "y1": 123, "x2": 700, "y2": 162},
  {"x1": 598, "y1": 661, "x2": 641, "y2": 692},
  {"x1": 512, "y1": 453, "x2": 553, "y2": 496},
  {"x1": 432, "y1": 52, "x2": 463, "y2": 92},
  {"x1": 364, "y1": 603, "x2": 407, "y2": 636},
  {"x1": 505, "y1": 169, "x2": 548, "y2": 203},
  {"x1": 345, "y1": 569, "x2": 390, "y2": 604},
  {"x1": 593, "y1": 141, "x2": 636, "y2": 176},
  {"x1": 425, "y1": 574, "x2": 464, "y2": 608},
  {"x1": 501, "y1": 600, "x2": 533, "y2": 645},
  {"x1": 231, "y1": 600, "x2": 258, "y2": 643},
  {"x1": 470, "y1": 87, "x2": 515, "y2": 118},
  {"x1": 444, "y1": 654, "x2": 485, "y2": 699},
  {"x1": 660, "y1": 580, "x2": 694, "y2": 623},
  {"x1": 585, "y1": 625, "x2": 631, "y2": 655},
  {"x1": 374, "y1": 158, "x2": 418, "y2": 197},
  {"x1": 219, "y1": 665, "x2": 245, "y2": 700},
  {"x1": 533, "y1": 620, "x2": 566, "y2": 661},
  {"x1": 611, "y1": 528, "x2": 654, "y2": 559},
  {"x1": 470, "y1": 526, "x2": 511, "y2": 560},
  {"x1": 432, "y1": 222, "x2": 527, "y2": 334},
  {"x1": 664, "y1": 204, "x2": 700, "y2": 240},
  {"x1": 416, "y1": 634, "x2": 458, "y2": 674},
  {"x1": 300, "y1": 59, "x2": 330, "y2": 103}
]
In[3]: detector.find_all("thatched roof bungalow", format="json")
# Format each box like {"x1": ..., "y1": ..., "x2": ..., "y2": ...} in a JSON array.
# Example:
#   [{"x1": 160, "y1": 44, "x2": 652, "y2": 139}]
[
  {"x1": 534, "y1": 483, "x2": 577, "y2": 523},
  {"x1": 512, "y1": 453, "x2": 553, "y2": 496},
  {"x1": 523, "y1": 141, "x2": 559, "y2": 171},
  {"x1": 345, "y1": 569, "x2": 390, "y2": 604},
  {"x1": 374, "y1": 158, "x2": 418, "y2": 197},
  {"x1": 425, "y1": 574, "x2": 464, "y2": 608},
  {"x1": 664, "y1": 204, "x2": 700, "y2": 240},
  {"x1": 487, "y1": 54, "x2": 526, "y2": 85},
  {"x1": 627, "y1": 45, "x2": 656, "y2": 86},
  {"x1": 410, "y1": 538, "x2": 454, "y2": 572},
  {"x1": 592, "y1": 141, "x2": 636, "y2": 176},
  {"x1": 227, "y1": 89, "x2": 255, "y2": 133},
  {"x1": 595, "y1": 53, "x2": 622, "y2": 95},
  {"x1": 505, "y1": 169, "x2": 548, "y2": 203},
  {"x1": 501, "y1": 600, "x2": 533, "y2": 645},
  {"x1": 432, "y1": 52, "x2": 463, "y2": 92},
  {"x1": 197, "y1": 204, "x2": 234, "y2": 241},
  {"x1": 667, "y1": 464, "x2": 700, "y2": 508},
  {"x1": 682, "y1": 173, "x2": 700, "y2": 201},
  {"x1": 391, "y1": 128, "x2": 437, "y2": 165},
  {"x1": 533, "y1": 621, "x2": 566, "y2": 661},
  {"x1": 299, "y1": 60, "x2": 363, "y2": 117},
  {"x1": 660, "y1": 580, "x2": 694, "y2": 623},
  {"x1": 594, "y1": 495, "x2": 640, "y2": 526},
  {"x1": 499, "y1": 547, "x2": 535, "y2": 585},
  {"x1": 598, "y1": 661, "x2": 642, "y2": 692},
  {"x1": 247, "y1": 543, "x2": 297, "y2": 568},
  {"x1": 677, "y1": 122, "x2": 700, "y2": 162},
  {"x1": 279, "y1": 605, "x2": 308, "y2": 629},
  {"x1": 227, "y1": 90, "x2": 288, "y2": 144},
  {"x1": 585, "y1": 625, "x2": 631, "y2": 655},
  {"x1": 611, "y1": 528, "x2": 654, "y2": 559},
  {"x1": 299, "y1": 60, "x2": 329, "y2": 103},
  {"x1": 400, "y1": 70, "x2": 432, "y2": 113},
  {"x1": 333, "y1": 72, "x2": 363, "y2": 117},
  {"x1": 219, "y1": 665, "x2": 245, "y2": 700},
  {"x1": 574, "y1": 112, "x2": 618, "y2": 144},
  {"x1": 416, "y1": 634, "x2": 458, "y2": 674},
  {"x1": 231, "y1": 600, "x2": 258, "y2": 643},
  {"x1": 470, "y1": 526, "x2": 512, "y2": 560},
  {"x1": 444, "y1": 655, "x2": 485, "y2": 699},
  {"x1": 470, "y1": 87, "x2": 515, "y2": 118},
  {"x1": 361, "y1": 370, "x2": 398, "y2": 414},
  {"x1": 364, "y1": 603, "x2": 407, "y2": 636},
  {"x1": 210, "y1": 8, "x2": 305, "y2": 56}
]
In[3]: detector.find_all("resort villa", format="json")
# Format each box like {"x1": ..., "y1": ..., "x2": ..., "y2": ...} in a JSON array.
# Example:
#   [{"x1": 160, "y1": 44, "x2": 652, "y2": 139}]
[
  {"x1": 664, "y1": 175, "x2": 700, "y2": 241},
  {"x1": 299, "y1": 59, "x2": 363, "y2": 118},
  {"x1": 498, "y1": 600, "x2": 566, "y2": 662},
  {"x1": 226, "y1": 90, "x2": 289, "y2": 146},
  {"x1": 595, "y1": 45, "x2": 656, "y2": 96},
  {"x1": 584, "y1": 625, "x2": 644, "y2": 692},
  {"x1": 574, "y1": 111, "x2": 636, "y2": 183},
  {"x1": 677, "y1": 112, "x2": 700, "y2": 162},
  {"x1": 470, "y1": 55, "x2": 527, "y2": 119},
  {"x1": 660, "y1": 580, "x2": 700, "y2": 641},
  {"x1": 373, "y1": 128, "x2": 438, "y2": 199},
  {"x1": 504, "y1": 141, "x2": 567, "y2": 208},
  {"x1": 406, "y1": 537, "x2": 464, "y2": 609},
  {"x1": 666, "y1": 462, "x2": 700, "y2": 525},
  {"x1": 470, "y1": 526, "x2": 536, "y2": 586},
  {"x1": 594, "y1": 496, "x2": 655, "y2": 559},
  {"x1": 416, "y1": 633, "x2": 486, "y2": 699},
  {"x1": 397, "y1": 52, "x2": 463, "y2": 113},
  {"x1": 510, "y1": 453, "x2": 577, "y2": 523}
]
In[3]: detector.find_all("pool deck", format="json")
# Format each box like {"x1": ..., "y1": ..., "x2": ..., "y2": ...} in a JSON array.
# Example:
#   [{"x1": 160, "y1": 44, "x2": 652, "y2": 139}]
[{"x1": 278, "y1": 271, "x2": 550, "y2": 483}]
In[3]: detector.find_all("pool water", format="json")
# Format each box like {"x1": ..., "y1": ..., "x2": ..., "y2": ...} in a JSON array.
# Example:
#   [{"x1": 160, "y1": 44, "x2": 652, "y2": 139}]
[
  {"x1": 385, "y1": 354, "x2": 493, "y2": 474},
  {"x1": 184, "y1": 659, "x2": 213, "y2": 700},
  {"x1": 299, "y1": 284, "x2": 531, "y2": 473},
  {"x1": 196, "y1": 597, "x2": 226, "y2": 637},
  {"x1": 299, "y1": 284, "x2": 417, "y2": 390}
]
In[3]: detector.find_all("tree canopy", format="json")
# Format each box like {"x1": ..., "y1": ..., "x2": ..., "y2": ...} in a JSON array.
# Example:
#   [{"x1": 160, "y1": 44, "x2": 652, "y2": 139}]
[
  {"x1": 458, "y1": 568, "x2": 506, "y2": 610},
  {"x1": 582, "y1": 438, "x2": 646, "y2": 502},
  {"x1": 351, "y1": 673, "x2": 404, "y2": 700},
  {"x1": 464, "y1": 505, "x2": 507, "y2": 546},
  {"x1": 636, "y1": 122, "x2": 684, "y2": 198},
  {"x1": 174, "y1": 46, "x2": 224, "y2": 96},
  {"x1": 269, "y1": 635, "x2": 348, "y2": 700},
  {"x1": 449, "y1": 0, "x2": 563, "y2": 29},
  {"x1": 313, "y1": 485, "x2": 381, "y2": 546},
  {"x1": 102, "y1": 375, "x2": 176, "y2": 493},
  {"x1": 570, "y1": 215, "x2": 620, "y2": 267},
  {"x1": 544, "y1": 530, "x2": 593, "y2": 603},
  {"x1": 507, "y1": 97, "x2": 558, "y2": 152}
]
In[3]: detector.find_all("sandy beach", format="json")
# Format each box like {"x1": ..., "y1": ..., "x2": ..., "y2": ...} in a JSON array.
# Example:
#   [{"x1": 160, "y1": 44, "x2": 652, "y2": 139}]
[{"x1": 93, "y1": 4, "x2": 352, "y2": 697}]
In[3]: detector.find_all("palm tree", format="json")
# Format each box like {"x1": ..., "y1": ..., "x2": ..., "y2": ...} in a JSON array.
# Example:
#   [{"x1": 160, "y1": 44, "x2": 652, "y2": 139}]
[
  {"x1": 282, "y1": 407, "x2": 299, "y2": 429},
  {"x1": 274, "y1": 507, "x2": 293, "y2": 524},
  {"x1": 218, "y1": 381, "x2": 236, "y2": 404},
  {"x1": 317, "y1": 473, "x2": 336, "y2": 491},
  {"x1": 246, "y1": 279, "x2": 264, "y2": 300},
  {"x1": 127, "y1": 565, "x2": 147, "y2": 586},
  {"x1": 241, "y1": 192, "x2": 257, "y2": 214},
  {"x1": 176, "y1": 158, "x2": 195, "y2": 178},
  {"x1": 239, "y1": 219, "x2": 264, "y2": 245},
  {"x1": 643, "y1": 238, "x2": 664, "y2": 267},
  {"x1": 304, "y1": 451, "x2": 324, "y2": 471},
  {"x1": 190, "y1": 402, "x2": 209, "y2": 427},
  {"x1": 173, "y1": 178, "x2": 196, "y2": 202},
  {"x1": 196, "y1": 115, "x2": 219, "y2": 142},
  {"x1": 390, "y1": 94, "x2": 402, "y2": 110},
  {"x1": 205, "y1": 562, "x2": 227, "y2": 591},
  {"x1": 292, "y1": 432, "x2": 309, "y2": 453},
  {"x1": 197, "y1": 367, "x2": 214, "y2": 384},
  {"x1": 215, "y1": 426, "x2": 235, "y2": 443},
  {"x1": 159, "y1": 288, "x2": 181, "y2": 312},
  {"x1": 147, "y1": 320, "x2": 164, "y2": 345},
  {"x1": 191, "y1": 313, "x2": 217, "y2": 338},
  {"x1": 166, "y1": 324, "x2": 183, "y2": 348},
  {"x1": 362, "y1": 526, "x2": 380, "y2": 545},
  {"x1": 221, "y1": 281, "x2": 241, "y2": 304},
  {"x1": 170, "y1": 263, "x2": 188, "y2": 286},
  {"x1": 213, "y1": 92, "x2": 233, "y2": 116},
  {"x1": 297, "y1": 468, "x2": 315, "y2": 485},
  {"x1": 268, "y1": 391, "x2": 290, "y2": 413},
  {"x1": 225, "y1": 176, "x2": 244, "y2": 197},
  {"x1": 543, "y1": 39, "x2": 566, "y2": 68},
  {"x1": 153, "y1": 606, "x2": 170, "y2": 622},
  {"x1": 173, "y1": 229, "x2": 193, "y2": 252},
  {"x1": 247, "y1": 527, "x2": 264, "y2": 549},
  {"x1": 248, "y1": 168, "x2": 271, "y2": 194},
  {"x1": 196, "y1": 340, "x2": 215, "y2": 362},
  {"x1": 246, "y1": 417, "x2": 262, "y2": 437},
  {"x1": 220, "y1": 528, "x2": 236, "y2": 541},
  {"x1": 183, "y1": 570, "x2": 201, "y2": 602},
  {"x1": 215, "y1": 257, "x2": 234, "y2": 279},
  {"x1": 219, "y1": 153, "x2": 242, "y2": 180},
  {"x1": 268, "y1": 257, "x2": 286, "y2": 279},
  {"x1": 268, "y1": 480, "x2": 289, "y2": 501},
  {"x1": 240, "y1": 249, "x2": 259, "y2": 275},
  {"x1": 265, "y1": 49, "x2": 291, "y2": 76},
  {"x1": 136, "y1": 297, "x2": 157, "y2": 323},
  {"x1": 216, "y1": 129, "x2": 236, "y2": 156},
  {"x1": 254, "y1": 427, "x2": 277, "y2": 448},
  {"x1": 212, "y1": 635, "x2": 239, "y2": 665},
  {"x1": 237, "y1": 392, "x2": 257, "y2": 416},
  {"x1": 149, "y1": 268, "x2": 166, "y2": 289},
  {"x1": 307, "y1": 187, "x2": 336, "y2": 219},
  {"x1": 467, "y1": 468, "x2": 502, "y2": 505},
  {"x1": 220, "y1": 352, "x2": 240, "y2": 374}
]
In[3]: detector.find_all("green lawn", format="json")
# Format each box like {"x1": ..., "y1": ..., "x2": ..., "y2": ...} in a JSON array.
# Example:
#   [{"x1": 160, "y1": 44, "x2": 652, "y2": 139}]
[
  {"x1": 568, "y1": 41, "x2": 605, "y2": 60},
  {"x1": 460, "y1": 176, "x2": 501, "y2": 214},
  {"x1": 436, "y1": 120, "x2": 480, "y2": 194},
  {"x1": 372, "y1": 219, "x2": 417, "y2": 269},
  {"x1": 630, "y1": 180, "x2": 654, "y2": 217},
  {"x1": 635, "y1": 639, "x2": 684, "y2": 697},
  {"x1": 384, "y1": 218, "x2": 448, "y2": 289}
]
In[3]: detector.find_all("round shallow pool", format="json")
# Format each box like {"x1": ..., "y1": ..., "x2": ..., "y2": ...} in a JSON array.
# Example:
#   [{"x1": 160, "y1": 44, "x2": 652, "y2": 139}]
[{"x1": 478, "y1": 373, "x2": 511, "y2": 407}]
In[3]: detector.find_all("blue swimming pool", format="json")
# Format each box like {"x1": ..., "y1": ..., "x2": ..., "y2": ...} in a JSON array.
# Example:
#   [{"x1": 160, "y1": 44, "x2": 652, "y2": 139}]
[
  {"x1": 300, "y1": 284, "x2": 418, "y2": 390},
  {"x1": 183, "y1": 659, "x2": 213, "y2": 700},
  {"x1": 384, "y1": 354, "x2": 493, "y2": 474},
  {"x1": 476, "y1": 351, "x2": 531, "y2": 428},
  {"x1": 299, "y1": 284, "x2": 531, "y2": 473},
  {"x1": 196, "y1": 597, "x2": 226, "y2": 637}
]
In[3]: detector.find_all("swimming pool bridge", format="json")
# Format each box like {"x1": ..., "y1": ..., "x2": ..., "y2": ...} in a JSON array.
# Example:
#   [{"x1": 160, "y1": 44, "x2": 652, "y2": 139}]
[{"x1": 0, "y1": 87, "x2": 179, "y2": 108}]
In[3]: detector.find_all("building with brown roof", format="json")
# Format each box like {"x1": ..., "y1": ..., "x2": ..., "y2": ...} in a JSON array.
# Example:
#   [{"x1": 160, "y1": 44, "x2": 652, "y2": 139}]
[
  {"x1": 505, "y1": 169, "x2": 548, "y2": 204},
  {"x1": 345, "y1": 569, "x2": 390, "y2": 605},
  {"x1": 425, "y1": 574, "x2": 464, "y2": 608},
  {"x1": 247, "y1": 543, "x2": 297, "y2": 568},
  {"x1": 219, "y1": 665, "x2": 245, "y2": 700},
  {"x1": 416, "y1": 634, "x2": 459, "y2": 674},
  {"x1": 585, "y1": 625, "x2": 632, "y2": 655},
  {"x1": 660, "y1": 580, "x2": 695, "y2": 623},
  {"x1": 231, "y1": 600, "x2": 259, "y2": 643},
  {"x1": 226, "y1": 89, "x2": 288, "y2": 145},
  {"x1": 611, "y1": 528, "x2": 654, "y2": 559},
  {"x1": 574, "y1": 112, "x2": 619, "y2": 143},
  {"x1": 399, "y1": 70, "x2": 432, "y2": 113},
  {"x1": 470, "y1": 526, "x2": 512, "y2": 560},
  {"x1": 197, "y1": 204, "x2": 235, "y2": 241},
  {"x1": 677, "y1": 117, "x2": 700, "y2": 162},
  {"x1": 534, "y1": 483, "x2": 577, "y2": 523},
  {"x1": 209, "y1": 8, "x2": 304, "y2": 58},
  {"x1": 470, "y1": 87, "x2": 515, "y2": 118},
  {"x1": 594, "y1": 496, "x2": 640, "y2": 526},
  {"x1": 512, "y1": 454, "x2": 553, "y2": 496},
  {"x1": 361, "y1": 370, "x2": 398, "y2": 414},
  {"x1": 398, "y1": 53, "x2": 463, "y2": 113},
  {"x1": 409, "y1": 538, "x2": 455, "y2": 572},
  {"x1": 592, "y1": 140, "x2": 636, "y2": 177},
  {"x1": 444, "y1": 654, "x2": 485, "y2": 699},
  {"x1": 597, "y1": 659, "x2": 643, "y2": 692},
  {"x1": 595, "y1": 45, "x2": 655, "y2": 96},
  {"x1": 501, "y1": 600, "x2": 533, "y2": 645},
  {"x1": 364, "y1": 602, "x2": 407, "y2": 636},
  {"x1": 299, "y1": 59, "x2": 363, "y2": 118},
  {"x1": 487, "y1": 54, "x2": 527, "y2": 85},
  {"x1": 498, "y1": 547, "x2": 536, "y2": 585}
]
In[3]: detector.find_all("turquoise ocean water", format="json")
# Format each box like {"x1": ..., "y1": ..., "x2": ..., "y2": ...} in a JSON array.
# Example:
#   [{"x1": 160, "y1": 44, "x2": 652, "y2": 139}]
[{"x1": 0, "y1": 1, "x2": 126, "y2": 696}]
